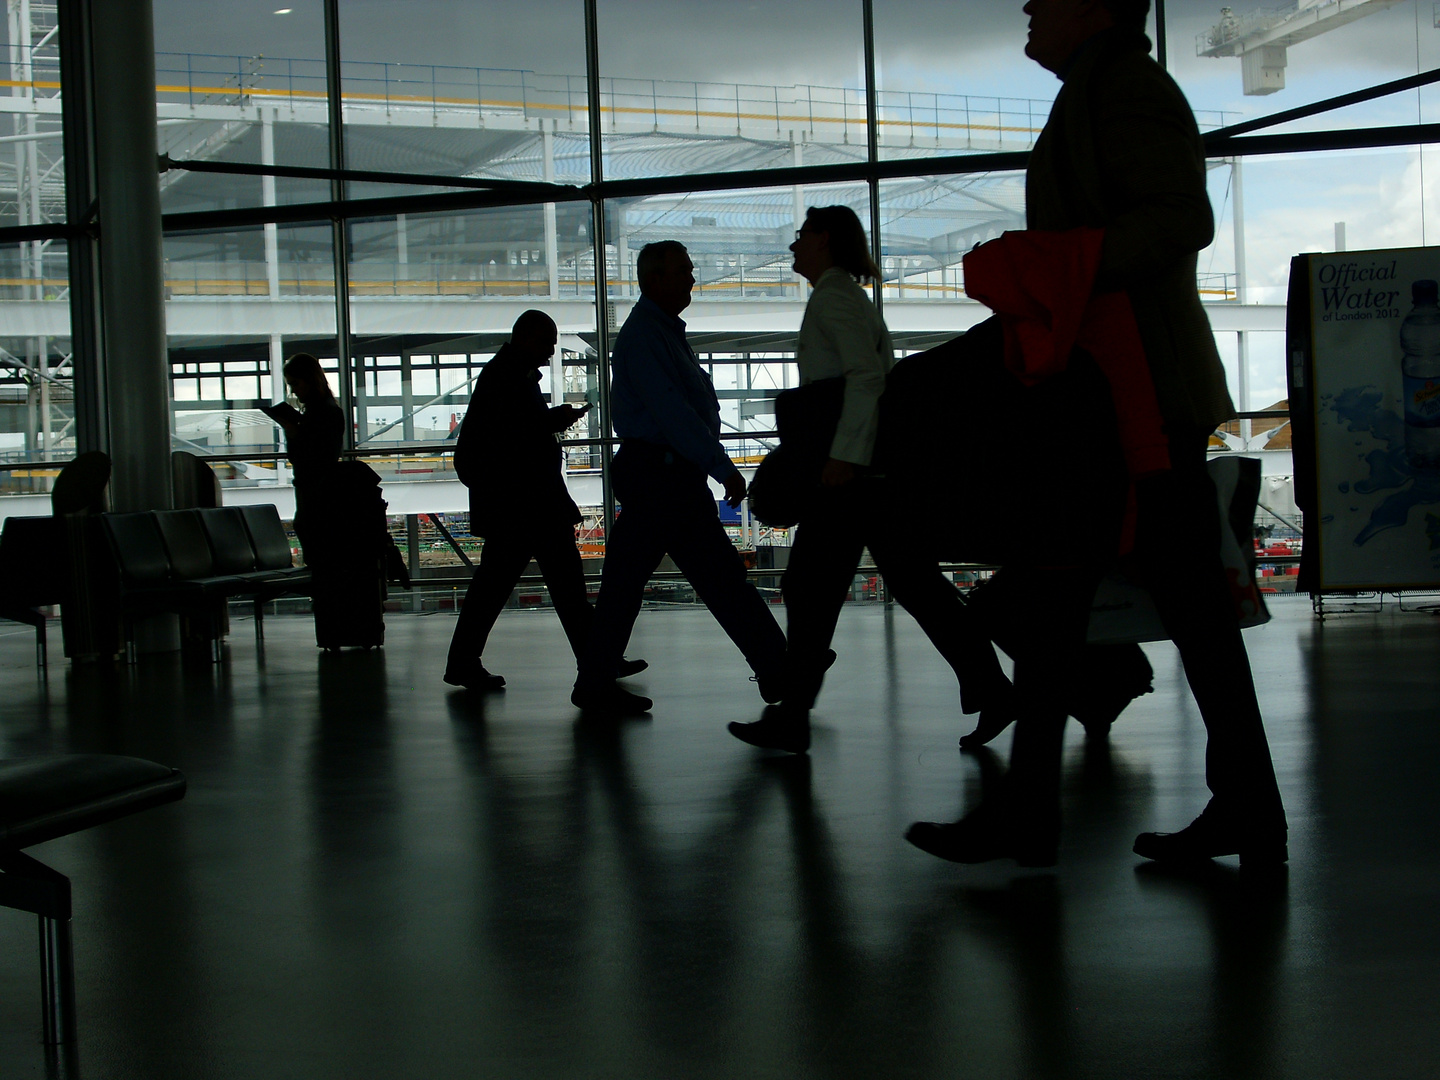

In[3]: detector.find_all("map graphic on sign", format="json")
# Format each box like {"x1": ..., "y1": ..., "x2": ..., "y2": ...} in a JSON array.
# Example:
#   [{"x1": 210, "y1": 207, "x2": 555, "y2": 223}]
[{"x1": 1294, "y1": 247, "x2": 1440, "y2": 591}]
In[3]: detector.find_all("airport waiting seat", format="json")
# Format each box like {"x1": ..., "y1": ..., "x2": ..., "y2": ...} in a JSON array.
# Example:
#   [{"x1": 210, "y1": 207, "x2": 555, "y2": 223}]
[
  {"x1": 103, "y1": 512, "x2": 232, "y2": 662},
  {"x1": 198, "y1": 507, "x2": 311, "y2": 644},
  {"x1": 0, "y1": 516, "x2": 63, "y2": 671},
  {"x1": 237, "y1": 505, "x2": 312, "y2": 597},
  {"x1": 0, "y1": 754, "x2": 186, "y2": 1044},
  {"x1": 195, "y1": 507, "x2": 257, "y2": 577},
  {"x1": 103, "y1": 507, "x2": 312, "y2": 661},
  {"x1": 238, "y1": 504, "x2": 304, "y2": 576}
]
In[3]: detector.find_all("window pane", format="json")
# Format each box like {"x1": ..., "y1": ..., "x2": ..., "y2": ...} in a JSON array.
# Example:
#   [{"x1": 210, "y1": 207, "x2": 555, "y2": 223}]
[
  {"x1": 1168, "y1": 0, "x2": 1421, "y2": 131},
  {"x1": 1213, "y1": 147, "x2": 1429, "y2": 308},
  {"x1": 603, "y1": 182, "x2": 867, "y2": 554},
  {"x1": 596, "y1": 0, "x2": 867, "y2": 180},
  {"x1": 873, "y1": 1, "x2": 1057, "y2": 162},
  {"x1": 337, "y1": 1, "x2": 590, "y2": 199},
  {"x1": 345, "y1": 205, "x2": 598, "y2": 523},
  {"x1": 1, "y1": 3, "x2": 65, "y2": 229},
  {"x1": 0, "y1": 242, "x2": 71, "y2": 500},
  {"x1": 877, "y1": 171, "x2": 1025, "y2": 313},
  {"x1": 164, "y1": 224, "x2": 336, "y2": 494},
  {"x1": 153, "y1": 1, "x2": 331, "y2": 213},
  {"x1": 873, "y1": 3, "x2": 1164, "y2": 162}
]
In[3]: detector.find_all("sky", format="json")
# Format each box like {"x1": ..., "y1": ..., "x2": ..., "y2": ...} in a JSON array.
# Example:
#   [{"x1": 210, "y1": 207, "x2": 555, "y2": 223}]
[{"x1": 144, "y1": 0, "x2": 1430, "y2": 92}]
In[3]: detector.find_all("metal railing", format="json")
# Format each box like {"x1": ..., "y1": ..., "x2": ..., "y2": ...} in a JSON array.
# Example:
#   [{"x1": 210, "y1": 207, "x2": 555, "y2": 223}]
[
  {"x1": 151, "y1": 52, "x2": 1063, "y2": 147},
  {"x1": 152, "y1": 52, "x2": 1238, "y2": 146}
]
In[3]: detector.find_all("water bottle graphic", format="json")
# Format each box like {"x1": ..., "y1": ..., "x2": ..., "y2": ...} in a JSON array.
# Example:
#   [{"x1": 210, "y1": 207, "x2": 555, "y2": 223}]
[{"x1": 1400, "y1": 279, "x2": 1440, "y2": 470}]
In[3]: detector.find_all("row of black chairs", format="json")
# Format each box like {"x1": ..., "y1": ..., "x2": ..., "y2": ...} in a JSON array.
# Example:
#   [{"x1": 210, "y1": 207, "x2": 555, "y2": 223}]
[{"x1": 102, "y1": 504, "x2": 311, "y2": 662}]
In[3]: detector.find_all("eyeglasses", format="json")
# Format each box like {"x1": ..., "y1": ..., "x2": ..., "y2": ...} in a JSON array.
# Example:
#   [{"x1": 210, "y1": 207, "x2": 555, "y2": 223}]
[{"x1": 794, "y1": 228, "x2": 819, "y2": 241}]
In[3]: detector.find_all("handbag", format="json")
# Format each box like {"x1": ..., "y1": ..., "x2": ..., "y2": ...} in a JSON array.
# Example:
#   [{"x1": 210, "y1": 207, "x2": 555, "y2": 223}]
[
  {"x1": 747, "y1": 376, "x2": 846, "y2": 527},
  {"x1": 1084, "y1": 456, "x2": 1270, "y2": 643}
]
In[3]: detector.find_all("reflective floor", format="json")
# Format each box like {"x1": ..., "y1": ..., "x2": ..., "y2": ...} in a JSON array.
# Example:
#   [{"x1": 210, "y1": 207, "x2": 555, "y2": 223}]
[{"x1": 0, "y1": 595, "x2": 1436, "y2": 1079}]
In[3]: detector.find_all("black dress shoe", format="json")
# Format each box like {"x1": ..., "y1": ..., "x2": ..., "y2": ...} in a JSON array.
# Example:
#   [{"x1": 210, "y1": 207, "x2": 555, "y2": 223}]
[
  {"x1": 443, "y1": 662, "x2": 506, "y2": 691},
  {"x1": 728, "y1": 705, "x2": 810, "y2": 754},
  {"x1": 571, "y1": 683, "x2": 653, "y2": 716},
  {"x1": 617, "y1": 657, "x2": 648, "y2": 679},
  {"x1": 1133, "y1": 804, "x2": 1288, "y2": 867},
  {"x1": 904, "y1": 815, "x2": 1057, "y2": 869}
]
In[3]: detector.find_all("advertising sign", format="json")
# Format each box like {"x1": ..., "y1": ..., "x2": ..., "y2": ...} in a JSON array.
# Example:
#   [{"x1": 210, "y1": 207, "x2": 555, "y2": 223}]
[{"x1": 1288, "y1": 247, "x2": 1440, "y2": 592}]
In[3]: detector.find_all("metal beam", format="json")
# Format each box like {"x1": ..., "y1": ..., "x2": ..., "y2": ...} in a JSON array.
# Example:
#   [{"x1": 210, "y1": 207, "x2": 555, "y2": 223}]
[{"x1": 1209, "y1": 66, "x2": 1440, "y2": 140}]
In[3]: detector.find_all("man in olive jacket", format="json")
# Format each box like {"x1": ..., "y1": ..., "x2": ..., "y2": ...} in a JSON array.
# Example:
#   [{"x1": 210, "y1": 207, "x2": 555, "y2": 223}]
[
  {"x1": 907, "y1": 0, "x2": 1286, "y2": 868},
  {"x1": 445, "y1": 310, "x2": 644, "y2": 690}
]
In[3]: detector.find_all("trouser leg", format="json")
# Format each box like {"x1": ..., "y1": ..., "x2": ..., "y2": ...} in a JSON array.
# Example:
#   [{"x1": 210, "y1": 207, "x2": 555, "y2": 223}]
[
  {"x1": 866, "y1": 521, "x2": 1009, "y2": 714},
  {"x1": 666, "y1": 483, "x2": 787, "y2": 679},
  {"x1": 1134, "y1": 451, "x2": 1284, "y2": 824},
  {"x1": 1001, "y1": 566, "x2": 1100, "y2": 834},
  {"x1": 780, "y1": 491, "x2": 866, "y2": 706},
  {"x1": 575, "y1": 481, "x2": 666, "y2": 690},
  {"x1": 446, "y1": 532, "x2": 531, "y2": 672},
  {"x1": 532, "y1": 525, "x2": 595, "y2": 662}
]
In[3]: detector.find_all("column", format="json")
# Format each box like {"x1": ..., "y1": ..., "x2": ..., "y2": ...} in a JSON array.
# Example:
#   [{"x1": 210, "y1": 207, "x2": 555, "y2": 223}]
[
  {"x1": 263, "y1": 106, "x2": 286, "y2": 465},
  {"x1": 542, "y1": 124, "x2": 559, "y2": 298},
  {"x1": 1232, "y1": 157, "x2": 1251, "y2": 447},
  {"x1": 91, "y1": 0, "x2": 171, "y2": 513},
  {"x1": 615, "y1": 225, "x2": 630, "y2": 299},
  {"x1": 262, "y1": 107, "x2": 280, "y2": 299},
  {"x1": 400, "y1": 353, "x2": 415, "y2": 441}
]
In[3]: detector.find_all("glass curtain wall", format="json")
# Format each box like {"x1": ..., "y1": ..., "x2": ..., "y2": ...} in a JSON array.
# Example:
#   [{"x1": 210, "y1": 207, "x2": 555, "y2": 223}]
[
  {"x1": 163, "y1": 222, "x2": 336, "y2": 510},
  {"x1": 152, "y1": 0, "x2": 331, "y2": 213},
  {"x1": 2, "y1": 0, "x2": 65, "y2": 230},
  {"x1": 0, "y1": 7, "x2": 69, "y2": 488},
  {"x1": 596, "y1": 0, "x2": 868, "y2": 180},
  {"x1": 0, "y1": 241, "x2": 70, "y2": 488},
  {"x1": 99, "y1": 0, "x2": 1439, "y2": 569},
  {"x1": 336, "y1": 0, "x2": 590, "y2": 200},
  {"x1": 602, "y1": 179, "x2": 869, "y2": 549}
]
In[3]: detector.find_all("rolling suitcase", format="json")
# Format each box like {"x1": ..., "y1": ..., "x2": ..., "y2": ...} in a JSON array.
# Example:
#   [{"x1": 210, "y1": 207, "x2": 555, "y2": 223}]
[
  {"x1": 311, "y1": 556, "x2": 385, "y2": 650},
  {"x1": 307, "y1": 462, "x2": 391, "y2": 651}
]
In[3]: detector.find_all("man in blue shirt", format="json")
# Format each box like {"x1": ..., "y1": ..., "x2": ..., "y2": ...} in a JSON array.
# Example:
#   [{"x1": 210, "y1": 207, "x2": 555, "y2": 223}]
[{"x1": 572, "y1": 241, "x2": 786, "y2": 714}]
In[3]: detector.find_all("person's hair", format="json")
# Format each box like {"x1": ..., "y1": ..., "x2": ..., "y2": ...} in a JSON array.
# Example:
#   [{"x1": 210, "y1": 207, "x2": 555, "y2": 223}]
[
  {"x1": 282, "y1": 352, "x2": 333, "y2": 398},
  {"x1": 804, "y1": 205, "x2": 881, "y2": 283},
  {"x1": 636, "y1": 240, "x2": 689, "y2": 294},
  {"x1": 512, "y1": 309, "x2": 556, "y2": 339},
  {"x1": 1099, "y1": 0, "x2": 1149, "y2": 32}
]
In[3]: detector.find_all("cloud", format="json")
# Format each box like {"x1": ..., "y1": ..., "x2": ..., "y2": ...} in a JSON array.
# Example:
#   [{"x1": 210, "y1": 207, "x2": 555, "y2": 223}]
[{"x1": 148, "y1": 0, "x2": 1044, "y2": 94}]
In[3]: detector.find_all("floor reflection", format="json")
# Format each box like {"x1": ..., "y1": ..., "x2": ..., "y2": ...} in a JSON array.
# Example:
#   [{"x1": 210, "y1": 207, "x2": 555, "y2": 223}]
[{"x1": 0, "y1": 601, "x2": 1432, "y2": 1078}]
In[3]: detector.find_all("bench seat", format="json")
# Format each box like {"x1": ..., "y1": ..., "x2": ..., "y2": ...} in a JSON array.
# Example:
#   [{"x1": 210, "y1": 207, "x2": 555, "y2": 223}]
[{"x1": 0, "y1": 754, "x2": 186, "y2": 1044}]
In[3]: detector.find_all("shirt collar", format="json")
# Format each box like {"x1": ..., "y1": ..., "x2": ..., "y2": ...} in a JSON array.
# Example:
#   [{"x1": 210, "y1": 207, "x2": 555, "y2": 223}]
[
  {"x1": 815, "y1": 266, "x2": 852, "y2": 289},
  {"x1": 636, "y1": 293, "x2": 688, "y2": 333}
]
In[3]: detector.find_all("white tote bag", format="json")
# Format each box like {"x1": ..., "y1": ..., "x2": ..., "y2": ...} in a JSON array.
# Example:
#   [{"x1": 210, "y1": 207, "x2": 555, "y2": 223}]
[{"x1": 1086, "y1": 456, "x2": 1272, "y2": 645}]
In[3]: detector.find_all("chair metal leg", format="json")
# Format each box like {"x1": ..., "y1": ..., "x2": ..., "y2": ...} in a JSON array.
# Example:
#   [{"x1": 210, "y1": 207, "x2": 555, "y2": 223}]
[
  {"x1": 39, "y1": 914, "x2": 75, "y2": 1044},
  {"x1": 254, "y1": 596, "x2": 265, "y2": 646},
  {"x1": 0, "y1": 851, "x2": 75, "y2": 1045}
]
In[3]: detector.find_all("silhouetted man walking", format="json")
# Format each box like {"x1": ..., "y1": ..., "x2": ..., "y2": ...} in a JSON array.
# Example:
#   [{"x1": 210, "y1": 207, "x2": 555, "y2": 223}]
[
  {"x1": 446, "y1": 310, "x2": 645, "y2": 690},
  {"x1": 907, "y1": 0, "x2": 1287, "y2": 867},
  {"x1": 572, "y1": 242, "x2": 786, "y2": 714}
]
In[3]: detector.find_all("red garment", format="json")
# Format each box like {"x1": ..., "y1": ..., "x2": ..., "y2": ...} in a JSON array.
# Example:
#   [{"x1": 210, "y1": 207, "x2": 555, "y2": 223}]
[{"x1": 963, "y1": 228, "x2": 1172, "y2": 553}]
